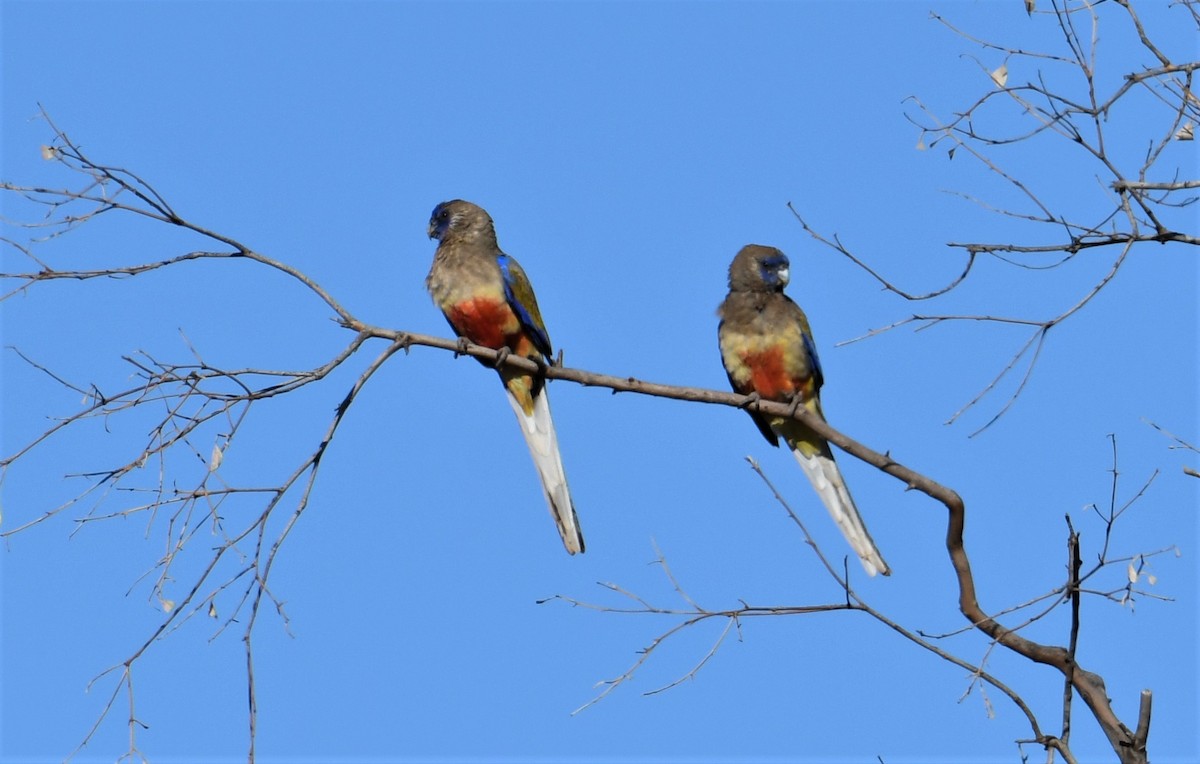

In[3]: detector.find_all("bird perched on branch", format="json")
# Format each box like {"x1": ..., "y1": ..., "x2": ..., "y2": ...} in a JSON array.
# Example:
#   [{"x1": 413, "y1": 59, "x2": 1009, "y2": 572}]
[
  {"x1": 426, "y1": 199, "x2": 585, "y2": 554},
  {"x1": 717, "y1": 244, "x2": 889, "y2": 576}
]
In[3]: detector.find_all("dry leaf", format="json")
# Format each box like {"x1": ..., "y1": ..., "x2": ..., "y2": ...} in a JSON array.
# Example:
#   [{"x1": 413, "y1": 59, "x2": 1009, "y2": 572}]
[
  {"x1": 39, "y1": 145, "x2": 57, "y2": 160},
  {"x1": 210, "y1": 442, "x2": 224, "y2": 472},
  {"x1": 1175, "y1": 122, "x2": 1194, "y2": 141},
  {"x1": 209, "y1": 602, "x2": 218, "y2": 619},
  {"x1": 990, "y1": 64, "x2": 1009, "y2": 88}
]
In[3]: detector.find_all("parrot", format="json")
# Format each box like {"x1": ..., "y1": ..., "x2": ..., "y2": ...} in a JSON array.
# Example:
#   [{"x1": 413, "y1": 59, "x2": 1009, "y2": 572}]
[
  {"x1": 718, "y1": 244, "x2": 889, "y2": 576},
  {"x1": 426, "y1": 199, "x2": 585, "y2": 554}
]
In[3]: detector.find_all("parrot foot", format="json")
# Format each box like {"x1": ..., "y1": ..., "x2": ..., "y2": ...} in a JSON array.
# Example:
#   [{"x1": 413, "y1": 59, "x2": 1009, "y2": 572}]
[
  {"x1": 785, "y1": 395, "x2": 803, "y2": 418},
  {"x1": 491, "y1": 346, "x2": 511, "y2": 369},
  {"x1": 740, "y1": 391, "x2": 763, "y2": 411},
  {"x1": 453, "y1": 337, "x2": 471, "y2": 357}
]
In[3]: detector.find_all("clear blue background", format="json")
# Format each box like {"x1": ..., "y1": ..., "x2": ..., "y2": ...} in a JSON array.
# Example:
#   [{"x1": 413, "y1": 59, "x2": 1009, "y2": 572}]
[{"x1": 2, "y1": 1, "x2": 1196, "y2": 762}]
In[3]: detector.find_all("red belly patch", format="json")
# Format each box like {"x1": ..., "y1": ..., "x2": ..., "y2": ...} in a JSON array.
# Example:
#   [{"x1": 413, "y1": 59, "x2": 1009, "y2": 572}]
[
  {"x1": 741, "y1": 346, "x2": 801, "y2": 401},
  {"x1": 447, "y1": 297, "x2": 518, "y2": 350}
]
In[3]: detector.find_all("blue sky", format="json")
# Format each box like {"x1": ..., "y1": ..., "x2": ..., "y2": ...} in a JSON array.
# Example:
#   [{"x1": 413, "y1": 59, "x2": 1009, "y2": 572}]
[{"x1": 2, "y1": 1, "x2": 1196, "y2": 762}]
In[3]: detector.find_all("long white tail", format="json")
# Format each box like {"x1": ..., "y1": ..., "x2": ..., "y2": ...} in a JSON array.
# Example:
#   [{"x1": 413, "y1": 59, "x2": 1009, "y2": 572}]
[
  {"x1": 504, "y1": 387, "x2": 585, "y2": 555},
  {"x1": 791, "y1": 444, "x2": 890, "y2": 576}
]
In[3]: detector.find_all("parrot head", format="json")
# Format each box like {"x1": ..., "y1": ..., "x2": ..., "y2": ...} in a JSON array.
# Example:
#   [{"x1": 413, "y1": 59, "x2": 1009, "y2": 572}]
[
  {"x1": 728, "y1": 244, "x2": 790, "y2": 293},
  {"x1": 428, "y1": 199, "x2": 494, "y2": 242}
]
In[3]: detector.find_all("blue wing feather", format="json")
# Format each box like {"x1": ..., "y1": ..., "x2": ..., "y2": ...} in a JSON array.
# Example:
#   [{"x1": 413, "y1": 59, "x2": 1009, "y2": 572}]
[
  {"x1": 497, "y1": 254, "x2": 553, "y2": 359},
  {"x1": 801, "y1": 330, "x2": 824, "y2": 392}
]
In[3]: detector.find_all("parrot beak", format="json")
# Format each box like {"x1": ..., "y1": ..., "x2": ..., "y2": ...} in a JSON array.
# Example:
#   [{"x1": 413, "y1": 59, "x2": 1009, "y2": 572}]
[{"x1": 427, "y1": 221, "x2": 439, "y2": 240}]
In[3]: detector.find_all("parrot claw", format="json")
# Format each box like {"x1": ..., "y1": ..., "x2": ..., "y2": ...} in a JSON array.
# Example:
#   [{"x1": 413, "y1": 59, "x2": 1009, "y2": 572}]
[
  {"x1": 492, "y1": 346, "x2": 511, "y2": 369},
  {"x1": 786, "y1": 395, "x2": 803, "y2": 417},
  {"x1": 453, "y1": 337, "x2": 472, "y2": 357},
  {"x1": 740, "y1": 391, "x2": 763, "y2": 410}
]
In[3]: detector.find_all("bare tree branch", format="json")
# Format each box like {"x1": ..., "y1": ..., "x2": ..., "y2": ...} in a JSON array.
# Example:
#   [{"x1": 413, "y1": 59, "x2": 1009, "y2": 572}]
[{"x1": 790, "y1": 0, "x2": 1197, "y2": 431}]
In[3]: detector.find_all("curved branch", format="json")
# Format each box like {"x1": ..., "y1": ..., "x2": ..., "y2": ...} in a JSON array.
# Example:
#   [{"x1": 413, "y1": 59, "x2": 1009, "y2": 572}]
[
  {"x1": 390, "y1": 328, "x2": 1148, "y2": 762},
  {"x1": 787, "y1": 202, "x2": 981, "y2": 301}
]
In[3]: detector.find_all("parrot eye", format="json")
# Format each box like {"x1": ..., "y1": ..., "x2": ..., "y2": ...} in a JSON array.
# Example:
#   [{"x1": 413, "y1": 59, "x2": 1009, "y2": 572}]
[{"x1": 759, "y1": 254, "x2": 790, "y2": 288}]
